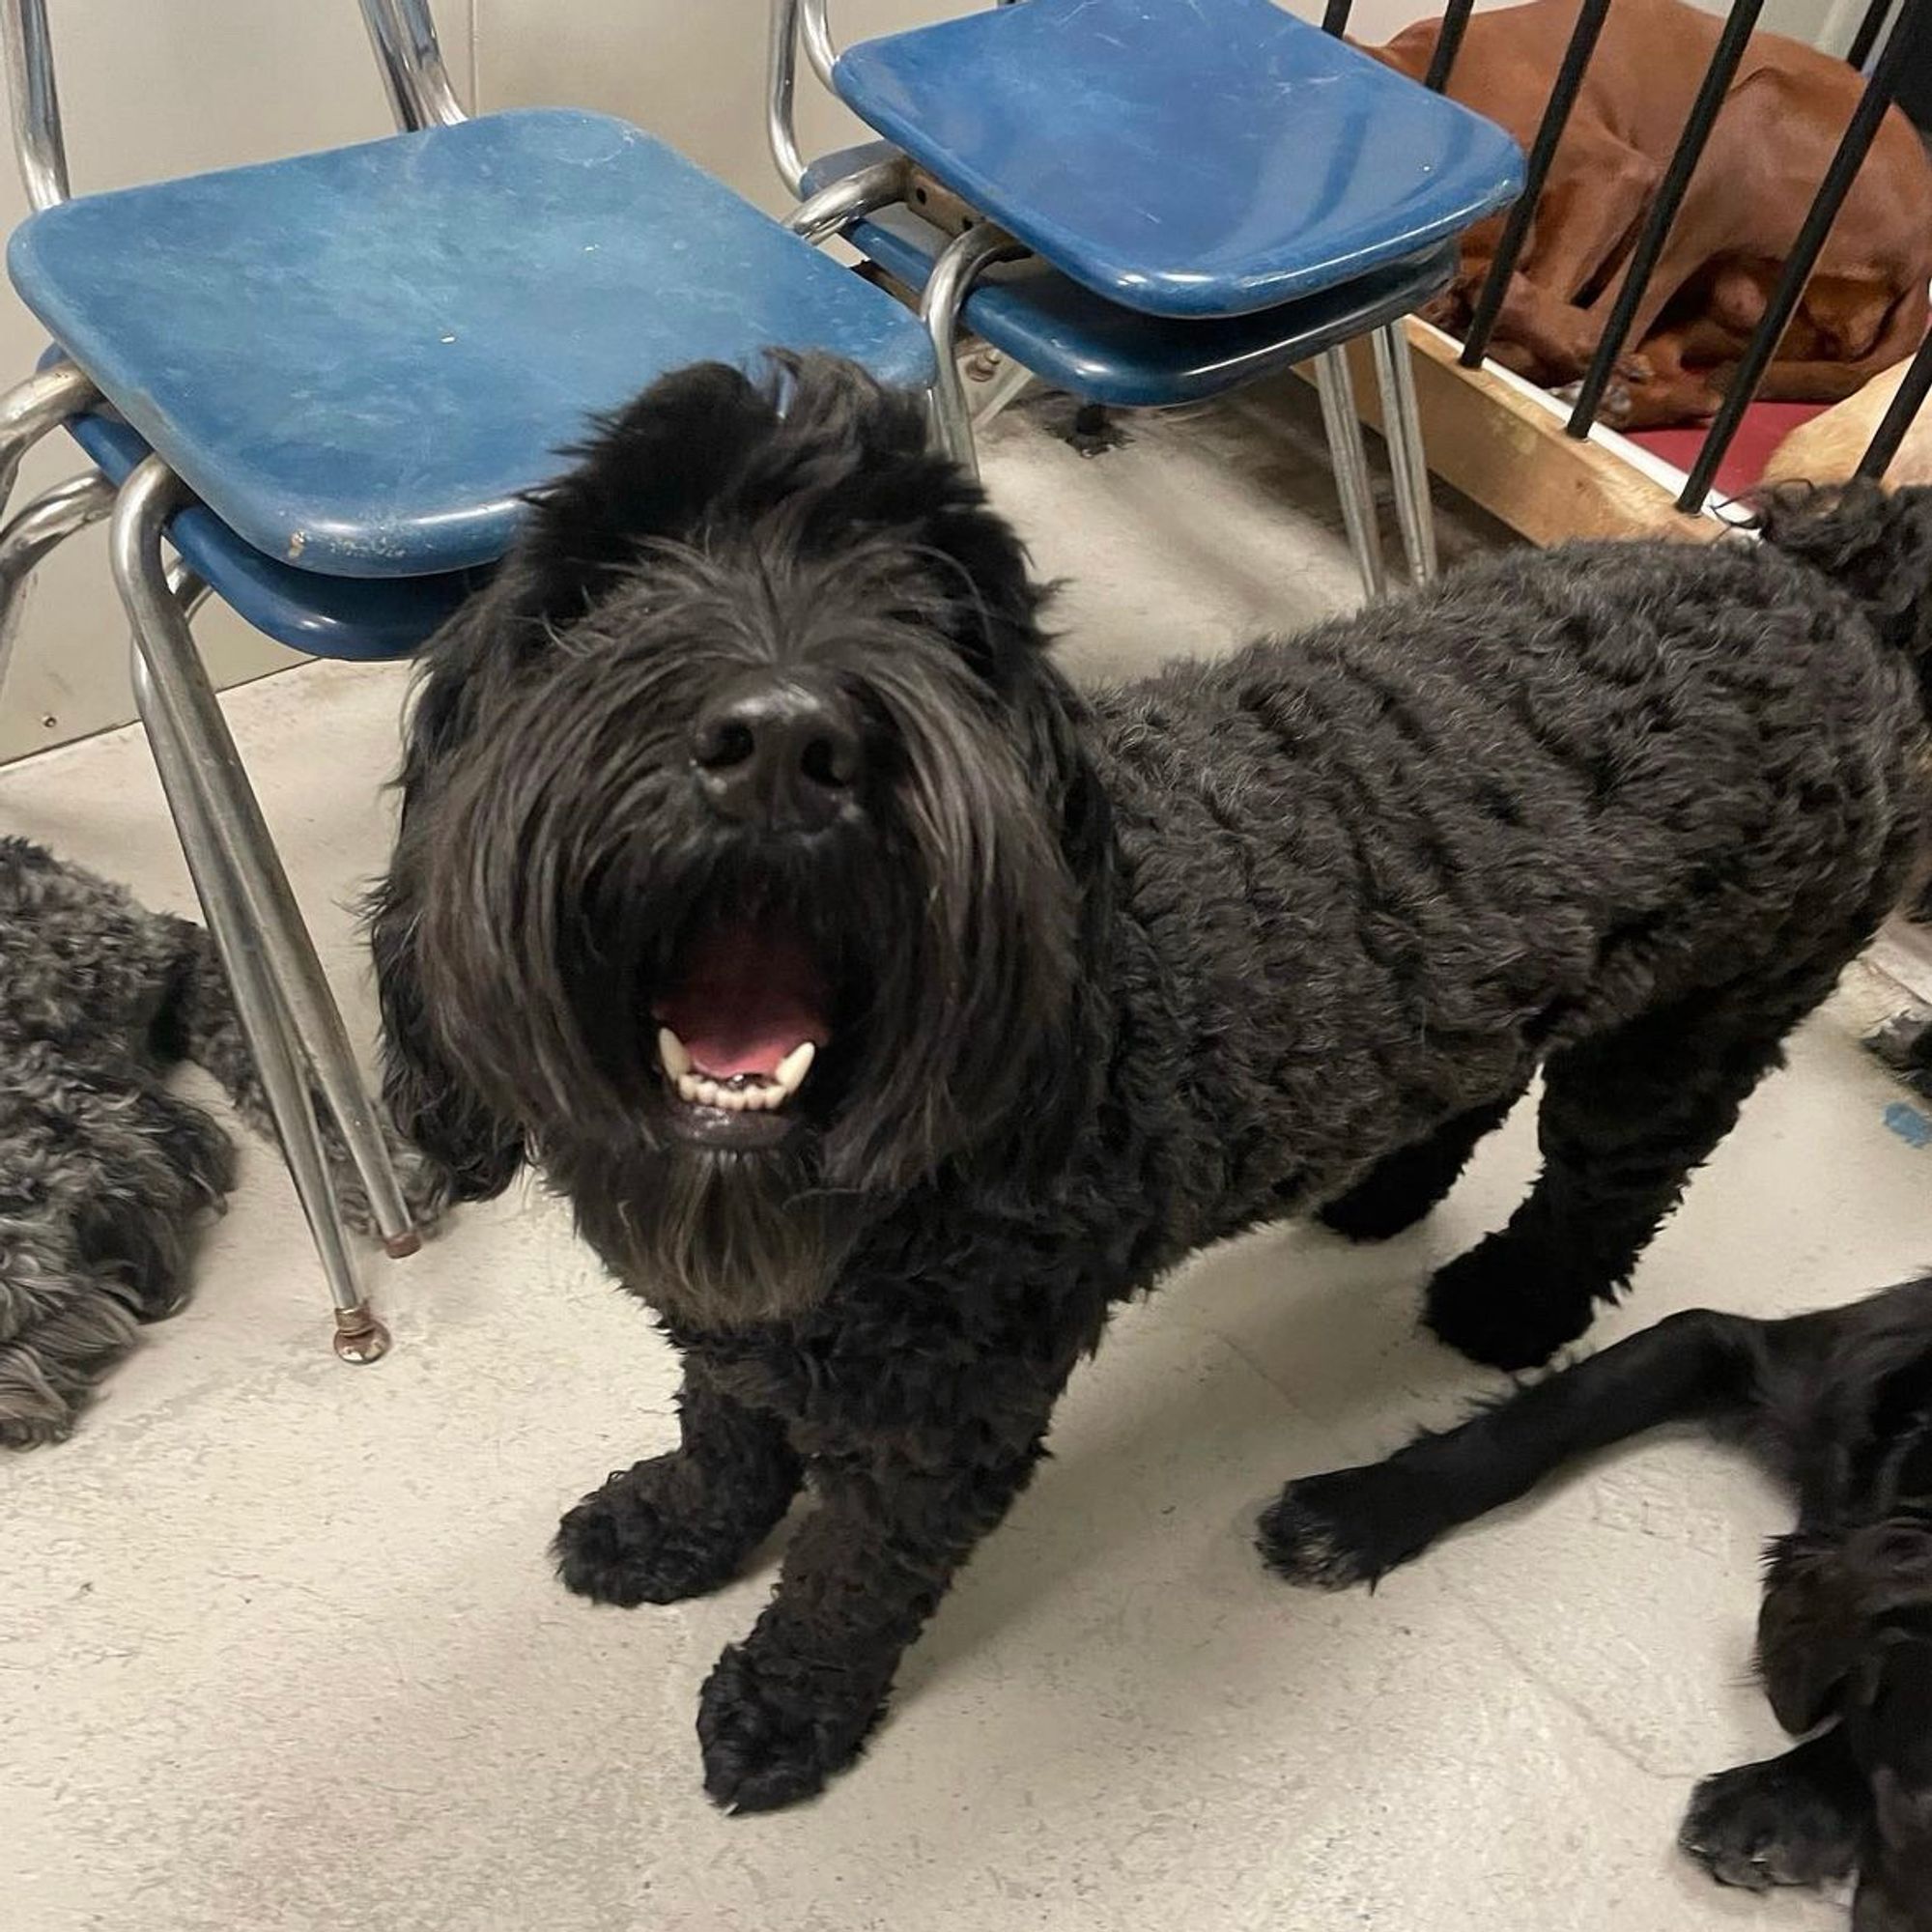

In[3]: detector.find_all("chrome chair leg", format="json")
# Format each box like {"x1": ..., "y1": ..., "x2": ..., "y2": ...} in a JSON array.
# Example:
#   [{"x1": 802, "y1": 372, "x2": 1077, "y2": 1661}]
[
  {"x1": 783, "y1": 156, "x2": 908, "y2": 247},
  {"x1": 108, "y1": 456, "x2": 420, "y2": 1262},
  {"x1": 922, "y1": 224, "x2": 1024, "y2": 477},
  {"x1": 0, "y1": 360, "x2": 98, "y2": 526},
  {"x1": 0, "y1": 469, "x2": 114, "y2": 708},
  {"x1": 1313, "y1": 345, "x2": 1387, "y2": 602},
  {"x1": 1371, "y1": 323, "x2": 1438, "y2": 585},
  {"x1": 129, "y1": 621, "x2": 389, "y2": 1363}
]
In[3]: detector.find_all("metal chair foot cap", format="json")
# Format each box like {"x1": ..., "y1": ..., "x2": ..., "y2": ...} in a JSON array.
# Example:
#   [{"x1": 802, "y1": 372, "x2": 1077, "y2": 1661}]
[{"x1": 332, "y1": 1305, "x2": 392, "y2": 1364}]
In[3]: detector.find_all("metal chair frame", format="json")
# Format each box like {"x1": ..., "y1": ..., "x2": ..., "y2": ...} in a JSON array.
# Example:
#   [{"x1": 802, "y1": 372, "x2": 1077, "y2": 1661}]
[
  {"x1": 0, "y1": 0, "x2": 505, "y2": 1361},
  {"x1": 767, "y1": 0, "x2": 1442, "y2": 594}
]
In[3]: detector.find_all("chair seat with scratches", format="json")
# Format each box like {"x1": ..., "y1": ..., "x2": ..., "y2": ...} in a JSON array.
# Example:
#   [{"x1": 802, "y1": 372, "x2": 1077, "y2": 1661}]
[
  {"x1": 769, "y1": 0, "x2": 1524, "y2": 596},
  {"x1": 0, "y1": 0, "x2": 939, "y2": 1360}
]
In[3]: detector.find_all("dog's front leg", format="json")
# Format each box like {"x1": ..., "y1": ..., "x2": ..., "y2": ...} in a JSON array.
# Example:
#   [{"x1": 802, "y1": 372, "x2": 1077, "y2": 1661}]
[
  {"x1": 554, "y1": 1353, "x2": 804, "y2": 1608},
  {"x1": 697, "y1": 1429, "x2": 1049, "y2": 1813}
]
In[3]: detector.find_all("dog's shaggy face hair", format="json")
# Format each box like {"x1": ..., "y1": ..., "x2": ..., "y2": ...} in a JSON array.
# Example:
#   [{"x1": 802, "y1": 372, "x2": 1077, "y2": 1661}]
[
  {"x1": 374, "y1": 355, "x2": 1932, "y2": 1813},
  {"x1": 371, "y1": 356, "x2": 1108, "y2": 1322}
]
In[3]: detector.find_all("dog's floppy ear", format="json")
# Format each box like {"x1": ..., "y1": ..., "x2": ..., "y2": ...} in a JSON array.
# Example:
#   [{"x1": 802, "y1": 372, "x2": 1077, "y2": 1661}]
[
  {"x1": 1855, "y1": 1641, "x2": 1932, "y2": 1932},
  {"x1": 365, "y1": 588, "x2": 530, "y2": 1201},
  {"x1": 518, "y1": 359, "x2": 781, "y2": 627},
  {"x1": 1872, "y1": 1763, "x2": 1932, "y2": 1857},
  {"x1": 1858, "y1": 1768, "x2": 1932, "y2": 1932},
  {"x1": 367, "y1": 832, "x2": 526, "y2": 1203},
  {"x1": 1759, "y1": 1531, "x2": 1864, "y2": 1733}
]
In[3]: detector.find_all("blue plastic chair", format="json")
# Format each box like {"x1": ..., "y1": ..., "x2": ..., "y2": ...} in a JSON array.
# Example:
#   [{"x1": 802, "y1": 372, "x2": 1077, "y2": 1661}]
[
  {"x1": 770, "y1": 0, "x2": 1523, "y2": 595},
  {"x1": 0, "y1": 0, "x2": 938, "y2": 1359}
]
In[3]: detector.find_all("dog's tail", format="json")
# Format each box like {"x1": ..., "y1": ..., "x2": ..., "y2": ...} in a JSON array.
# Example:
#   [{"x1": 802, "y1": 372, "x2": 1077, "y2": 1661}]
[{"x1": 1755, "y1": 481, "x2": 1932, "y2": 708}]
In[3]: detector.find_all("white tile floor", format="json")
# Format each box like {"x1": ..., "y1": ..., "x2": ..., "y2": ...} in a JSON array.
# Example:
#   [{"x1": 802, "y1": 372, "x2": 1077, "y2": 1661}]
[{"x1": 4, "y1": 384, "x2": 1929, "y2": 1932}]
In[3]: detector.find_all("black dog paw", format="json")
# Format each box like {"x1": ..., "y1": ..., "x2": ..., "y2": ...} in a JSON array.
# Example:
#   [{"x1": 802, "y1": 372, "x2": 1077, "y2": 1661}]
[
  {"x1": 697, "y1": 1644, "x2": 886, "y2": 1814},
  {"x1": 1423, "y1": 1235, "x2": 1596, "y2": 1373},
  {"x1": 553, "y1": 1454, "x2": 781, "y2": 1607},
  {"x1": 1258, "y1": 1464, "x2": 1440, "y2": 1589},
  {"x1": 1680, "y1": 1755, "x2": 1863, "y2": 1893}
]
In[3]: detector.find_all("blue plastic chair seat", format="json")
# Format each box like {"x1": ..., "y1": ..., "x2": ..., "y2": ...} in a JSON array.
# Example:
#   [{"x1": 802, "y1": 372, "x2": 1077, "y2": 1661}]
[
  {"x1": 833, "y1": 0, "x2": 1522, "y2": 321},
  {"x1": 803, "y1": 147, "x2": 1456, "y2": 410},
  {"x1": 9, "y1": 109, "x2": 937, "y2": 582},
  {"x1": 50, "y1": 381, "x2": 482, "y2": 659}
]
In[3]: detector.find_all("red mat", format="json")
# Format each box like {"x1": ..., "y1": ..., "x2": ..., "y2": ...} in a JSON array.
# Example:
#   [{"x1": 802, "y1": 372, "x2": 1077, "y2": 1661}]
[{"x1": 1627, "y1": 400, "x2": 1828, "y2": 501}]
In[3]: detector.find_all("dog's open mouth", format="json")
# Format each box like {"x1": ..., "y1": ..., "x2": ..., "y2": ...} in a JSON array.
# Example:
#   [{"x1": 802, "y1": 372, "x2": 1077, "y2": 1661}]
[{"x1": 652, "y1": 919, "x2": 830, "y2": 1148}]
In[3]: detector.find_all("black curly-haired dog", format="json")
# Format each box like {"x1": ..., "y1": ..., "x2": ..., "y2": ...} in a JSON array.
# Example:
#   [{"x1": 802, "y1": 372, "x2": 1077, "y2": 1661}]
[
  {"x1": 1263, "y1": 1280, "x2": 1932, "y2": 1932},
  {"x1": 368, "y1": 352, "x2": 1932, "y2": 1811},
  {"x1": 0, "y1": 838, "x2": 405, "y2": 1444}
]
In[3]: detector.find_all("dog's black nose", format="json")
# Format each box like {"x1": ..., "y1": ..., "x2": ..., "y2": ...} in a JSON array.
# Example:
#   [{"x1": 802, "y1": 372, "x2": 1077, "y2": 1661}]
[{"x1": 691, "y1": 680, "x2": 864, "y2": 829}]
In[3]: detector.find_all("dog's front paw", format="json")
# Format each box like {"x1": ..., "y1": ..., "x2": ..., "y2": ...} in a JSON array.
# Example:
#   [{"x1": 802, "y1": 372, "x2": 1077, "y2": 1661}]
[
  {"x1": 554, "y1": 1453, "x2": 785, "y2": 1606},
  {"x1": 1423, "y1": 1235, "x2": 1596, "y2": 1372},
  {"x1": 1680, "y1": 1754, "x2": 1863, "y2": 1892},
  {"x1": 697, "y1": 1643, "x2": 886, "y2": 1814},
  {"x1": 1258, "y1": 1464, "x2": 1441, "y2": 1589}
]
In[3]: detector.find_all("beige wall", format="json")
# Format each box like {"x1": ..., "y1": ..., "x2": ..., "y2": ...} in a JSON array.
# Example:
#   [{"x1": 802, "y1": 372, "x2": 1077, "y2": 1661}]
[{"x1": 471, "y1": 1, "x2": 977, "y2": 212}]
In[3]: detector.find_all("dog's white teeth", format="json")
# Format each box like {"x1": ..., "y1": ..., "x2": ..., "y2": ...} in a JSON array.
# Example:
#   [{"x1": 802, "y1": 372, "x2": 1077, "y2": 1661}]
[
  {"x1": 668, "y1": 1044, "x2": 816, "y2": 1114},
  {"x1": 658, "y1": 1027, "x2": 693, "y2": 1080},
  {"x1": 706, "y1": 1085, "x2": 775, "y2": 1114},
  {"x1": 774, "y1": 1041, "x2": 816, "y2": 1097}
]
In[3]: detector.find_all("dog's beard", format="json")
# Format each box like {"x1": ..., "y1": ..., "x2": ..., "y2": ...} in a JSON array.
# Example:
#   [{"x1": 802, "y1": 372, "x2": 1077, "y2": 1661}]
[
  {"x1": 405, "y1": 553, "x2": 1085, "y2": 1326},
  {"x1": 554, "y1": 1135, "x2": 846, "y2": 1327}
]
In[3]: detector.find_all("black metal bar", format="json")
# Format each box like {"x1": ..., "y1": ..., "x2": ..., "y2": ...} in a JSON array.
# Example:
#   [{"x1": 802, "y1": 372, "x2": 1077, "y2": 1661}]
[
  {"x1": 1856, "y1": 328, "x2": 1932, "y2": 478},
  {"x1": 1321, "y1": 0, "x2": 1353, "y2": 38},
  {"x1": 1565, "y1": 0, "x2": 1764, "y2": 436},
  {"x1": 1847, "y1": 0, "x2": 1897, "y2": 68},
  {"x1": 1677, "y1": 0, "x2": 1930, "y2": 508},
  {"x1": 1460, "y1": 0, "x2": 1614, "y2": 369},
  {"x1": 1423, "y1": 0, "x2": 1477, "y2": 90}
]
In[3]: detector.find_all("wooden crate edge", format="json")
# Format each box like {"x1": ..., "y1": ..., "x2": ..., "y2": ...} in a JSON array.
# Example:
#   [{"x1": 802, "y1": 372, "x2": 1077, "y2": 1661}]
[{"x1": 1297, "y1": 322, "x2": 1723, "y2": 549}]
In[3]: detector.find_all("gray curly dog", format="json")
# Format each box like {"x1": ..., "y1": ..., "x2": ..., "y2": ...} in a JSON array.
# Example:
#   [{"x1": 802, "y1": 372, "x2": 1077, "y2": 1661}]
[{"x1": 0, "y1": 837, "x2": 404, "y2": 1445}]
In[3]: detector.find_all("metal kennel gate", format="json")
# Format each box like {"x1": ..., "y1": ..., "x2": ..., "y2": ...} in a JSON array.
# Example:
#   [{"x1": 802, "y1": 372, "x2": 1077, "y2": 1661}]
[{"x1": 1324, "y1": 0, "x2": 1932, "y2": 511}]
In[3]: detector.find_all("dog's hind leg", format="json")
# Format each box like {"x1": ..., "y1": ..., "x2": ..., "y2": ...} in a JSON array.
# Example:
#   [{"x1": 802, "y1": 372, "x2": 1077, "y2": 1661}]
[
  {"x1": 1316, "y1": 1088, "x2": 1523, "y2": 1242},
  {"x1": 1259, "y1": 1304, "x2": 1770, "y2": 1587},
  {"x1": 1424, "y1": 980, "x2": 1828, "y2": 1373},
  {"x1": 554, "y1": 1360, "x2": 803, "y2": 1608},
  {"x1": 1680, "y1": 1729, "x2": 1868, "y2": 1893}
]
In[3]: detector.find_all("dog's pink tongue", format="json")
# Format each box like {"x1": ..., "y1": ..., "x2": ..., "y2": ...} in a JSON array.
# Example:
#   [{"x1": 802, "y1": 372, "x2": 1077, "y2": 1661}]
[{"x1": 656, "y1": 926, "x2": 828, "y2": 1078}]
